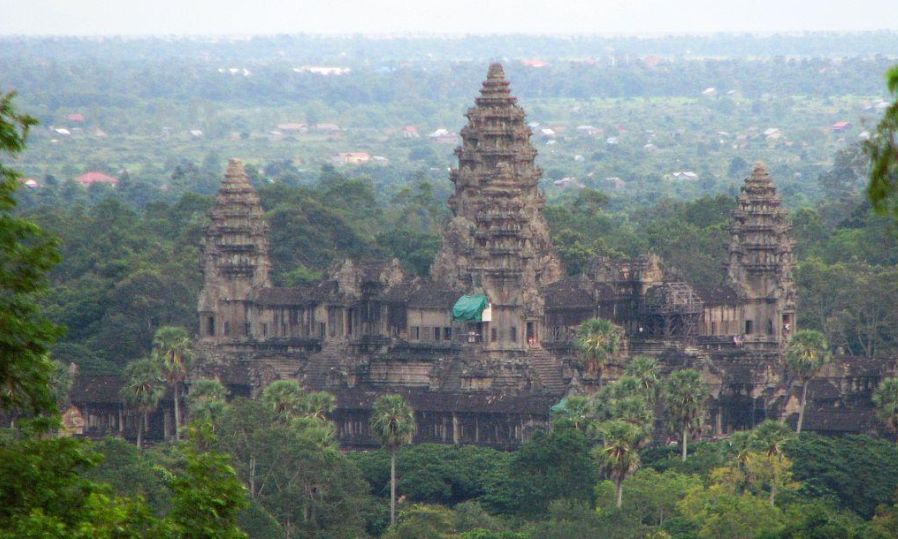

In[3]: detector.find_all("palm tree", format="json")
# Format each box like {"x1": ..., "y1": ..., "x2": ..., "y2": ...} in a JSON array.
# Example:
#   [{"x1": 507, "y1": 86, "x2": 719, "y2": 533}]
[
  {"x1": 550, "y1": 395, "x2": 592, "y2": 432},
  {"x1": 873, "y1": 376, "x2": 898, "y2": 435},
  {"x1": 753, "y1": 419, "x2": 795, "y2": 458},
  {"x1": 784, "y1": 330, "x2": 832, "y2": 433},
  {"x1": 625, "y1": 355, "x2": 661, "y2": 402},
  {"x1": 370, "y1": 394, "x2": 416, "y2": 527},
  {"x1": 748, "y1": 420, "x2": 796, "y2": 506},
  {"x1": 187, "y1": 379, "x2": 229, "y2": 425},
  {"x1": 301, "y1": 391, "x2": 336, "y2": 421},
  {"x1": 261, "y1": 379, "x2": 305, "y2": 421},
  {"x1": 153, "y1": 326, "x2": 193, "y2": 441},
  {"x1": 575, "y1": 318, "x2": 623, "y2": 386},
  {"x1": 595, "y1": 419, "x2": 643, "y2": 509},
  {"x1": 120, "y1": 358, "x2": 165, "y2": 449},
  {"x1": 663, "y1": 369, "x2": 709, "y2": 462},
  {"x1": 592, "y1": 376, "x2": 655, "y2": 436}
]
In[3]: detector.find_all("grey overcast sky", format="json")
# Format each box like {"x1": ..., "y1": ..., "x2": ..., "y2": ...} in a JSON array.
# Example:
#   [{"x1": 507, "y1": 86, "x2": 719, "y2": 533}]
[{"x1": 2, "y1": 0, "x2": 898, "y2": 36}]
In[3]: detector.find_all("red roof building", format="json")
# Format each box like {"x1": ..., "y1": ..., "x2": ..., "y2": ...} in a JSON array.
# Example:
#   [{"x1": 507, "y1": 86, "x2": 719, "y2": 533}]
[
  {"x1": 76, "y1": 172, "x2": 119, "y2": 187},
  {"x1": 831, "y1": 121, "x2": 852, "y2": 132},
  {"x1": 66, "y1": 113, "x2": 85, "y2": 122}
]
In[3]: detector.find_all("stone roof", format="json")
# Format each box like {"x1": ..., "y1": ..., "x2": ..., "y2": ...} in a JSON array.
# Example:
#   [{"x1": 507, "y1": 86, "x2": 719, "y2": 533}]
[
  {"x1": 543, "y1": 276, "x2": 610, "y2": 309},
  {"x1": 253, "y1": 282, "x2": 338, "y2": 305},
  {"x1": 693, "y1": 281, "x2": 740, "y2": 306},
  {"x1": 70, "y1": 374, "x2": 123, "y2": 404},
  {"x1": 407, "y1": 281, "x2": 464, "y2": 310}
]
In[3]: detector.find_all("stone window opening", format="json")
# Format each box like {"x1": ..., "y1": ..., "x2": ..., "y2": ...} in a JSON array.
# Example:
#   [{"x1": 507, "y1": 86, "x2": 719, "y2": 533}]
[
  {"x1": 206, "y1": 316, "x2": 215, "y2": 337},
  {"x1": 745, "y1": 320, "x2": 753, "y2": 335}
]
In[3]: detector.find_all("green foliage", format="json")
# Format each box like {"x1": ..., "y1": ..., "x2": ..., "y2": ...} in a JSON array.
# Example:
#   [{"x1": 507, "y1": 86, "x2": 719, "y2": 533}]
[
  {"x1": 371, "y1": 394, "x2": 416, "y2": 451},
  {"x1": 574, "y1": 318, "x2": 624, "y2": 378},
  {"x1": 786, "y1": 433, "x2": 898, "y2": 518},
  {"x1": 591, "y1": 375, "x2": 656, "y2": 435},
  {"x1": 187, "y1": 379, "x2": 229, "y2": 424},
  {"x1": 0, "y1": 92, "x2": 63, "y2": 415},
  {"x1": 481, "y1": 427, "x2": 597, "y2": 516},
  {"x1": 663, "y1": 368, "x2": 709, "y2": 460},
  {"x1": 873, "y1": 377, "x2": 898, "y2": 432},
  {"x1": 166, "y1": 424, "x2": 249, "y2": 538},
  {"x1": 596, "y1": 468, "x2": 702, "y2": 527},
  {"x1": 866, "y1": 65, "x2": 898, "y2": 220},
  {"x1": 216, "y1": 397, "x2": 371, "y2": 538},
  {"x1": 785, "y1": 330, "x2": 832, "y2": 382},
  {"x1": 595, "y1": 420, "x2": 645, "y2": 508}
]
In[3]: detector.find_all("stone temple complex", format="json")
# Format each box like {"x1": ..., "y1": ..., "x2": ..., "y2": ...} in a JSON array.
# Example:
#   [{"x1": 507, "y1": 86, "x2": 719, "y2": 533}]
[{"x1": 66, "y1": 64, "x2": 889, "y2": 446}]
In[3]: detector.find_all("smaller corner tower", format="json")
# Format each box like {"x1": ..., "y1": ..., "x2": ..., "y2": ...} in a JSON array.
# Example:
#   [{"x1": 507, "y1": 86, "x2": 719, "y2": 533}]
[
  {"x1": 727, "y1": 162, "x2": 796, "y2": 348},
  {"x1": 198, "y1": 158, "x2": 271, "y2": 342}
]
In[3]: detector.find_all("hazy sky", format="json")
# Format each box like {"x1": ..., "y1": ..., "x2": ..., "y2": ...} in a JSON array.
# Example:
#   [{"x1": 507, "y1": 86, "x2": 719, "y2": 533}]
[{"x1": 3, "y1": 0, "x2": 898, "y2": 36}]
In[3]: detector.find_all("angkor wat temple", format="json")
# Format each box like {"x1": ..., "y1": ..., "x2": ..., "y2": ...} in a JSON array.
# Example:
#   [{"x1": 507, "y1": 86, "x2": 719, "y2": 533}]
[{"x1": 68, "y1": 64, "x2": 891, "y2": 446}]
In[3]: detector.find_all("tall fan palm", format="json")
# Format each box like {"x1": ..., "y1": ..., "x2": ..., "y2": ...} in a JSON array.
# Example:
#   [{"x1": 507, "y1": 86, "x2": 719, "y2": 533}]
[
  {"x1": 575, "y1": 318, "x2": 623, "y2": 386},
  {"x1": 153, "y1": 326, "x2": 194, "y2": 441},
  {"x1": 753, "y1": 419, "x2": 796, "y2": 458},
  {"x1": 370, "y1": 394, "x2": 416, "y2": 527},
  {"x1": 784, "y1": 330, "x2": 831, "y2": 433},
  {"x1": 301, "y1": 391, "x2": 336, "y2": 421},
  {"x1": 595, "y1": 419, "x2": 643, "y2": 509},
  {"x1": 625, "y1": 355, "x2": 661, "y2": 402},
  {"x1": 873, "y1": 376, "x2": 898, "y2": 435},
  {"x1": 261, "y1": 379, "x2": 306, "y2": 421},
  {"x1": 187, "y1": 379, "x2": 229, "y2": 426},
  {"x1": 120, "y1": 358, "x2": 165, "y2": 449},
  {"x1": 663, "y1": 368, "x2": 709, "y2": 462}
]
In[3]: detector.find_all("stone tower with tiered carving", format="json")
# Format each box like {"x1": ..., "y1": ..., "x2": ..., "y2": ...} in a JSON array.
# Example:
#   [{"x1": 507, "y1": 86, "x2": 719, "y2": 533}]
[
  {"x1": 727, "y1": 162, "x2": 796, "y2": 349},
  {"x1": 431, "y1": 63, "x2": 564, "y2": 350},
  {"x1": 197, "y1": 158, "x2": 270, "y2": 343}
]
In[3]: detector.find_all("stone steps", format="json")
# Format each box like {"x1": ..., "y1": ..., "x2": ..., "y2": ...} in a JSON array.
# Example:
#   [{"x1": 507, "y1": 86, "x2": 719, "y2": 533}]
[{"x1": 528, "y1": 350, "x2": 566, "y2": 394}]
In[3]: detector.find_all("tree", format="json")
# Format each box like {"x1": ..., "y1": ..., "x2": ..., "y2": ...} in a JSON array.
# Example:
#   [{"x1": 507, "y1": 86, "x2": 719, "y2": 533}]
[
  {"x1": 301, "y1": 390, "x2": 336, "y2": 421},
  {"x1": 663, "y1": 369, "x2": 709, "y2": 462},
  {"x1": 0, "y1": 91, "x2": 63, "y2": 415},
  {"x1": 754, "y1": 419, "x2": 796, "y2": 459},
  {"x1": 152, "y1": 326, "x2": 193, "y2": 440},
  {"x1": 261, "y1": 379, "x2": 305, "y2": 421},
  {"x1": 550, "y1": 395, "x2": 592, "y2": 432},
  {"x1": 370, "y1": 394, "x2": 416, "y2": 527},
  {"x1": 591, "y1": 376, "x2": 655, "y2": 436},
  {"x1": 866, "y1": 65, "x2": 898, "y2": 221},
  {"x1": 120, "y1": 358, "x2": 166, "y2": 449},
  {"x1": 873, "y1": 376, "x2": 898, "y2": 435},
  {"x1": 575, "y1": 318, "x2": 623, "y2": 385},
  {"x1": 625, "y1": 356, "x2": 661, "y2": 403},
  {"x1": 187, "y1": 379, "x2": 229, "y2": 425},
  {"x1": 596, "y1": 420, "x2": 643, "y2": 509},
  {"x1": 166, "y1": 423, "x2": 249, "y2": 538},
  {"x1": 784, "y1": 330, "x2": 832, "y2": 433}
]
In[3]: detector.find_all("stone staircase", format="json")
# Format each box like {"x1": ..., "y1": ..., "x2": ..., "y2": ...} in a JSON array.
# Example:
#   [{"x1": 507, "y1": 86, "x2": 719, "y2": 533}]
[
  {"x1": 528, "y1": 349, "x2": 567, "y2": 394},
  {"x1": 263, "y1": 357, "x2": 302, "y2": 380},
  {"x1": 302, "y1": 347, "x2": 348, "y2": 389}
]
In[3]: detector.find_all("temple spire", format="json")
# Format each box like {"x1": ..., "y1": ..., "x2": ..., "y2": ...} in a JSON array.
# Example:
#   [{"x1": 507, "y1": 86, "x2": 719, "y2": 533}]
[
  {"x1": 727, "y1": 162, "x2": 795, "y2": 349},
  {"x1": 197, "y1": 158, "x2": 270, "y2": 341},
  {"x1": 431, "y1": 63, "x2": 563, "y2": 339}
]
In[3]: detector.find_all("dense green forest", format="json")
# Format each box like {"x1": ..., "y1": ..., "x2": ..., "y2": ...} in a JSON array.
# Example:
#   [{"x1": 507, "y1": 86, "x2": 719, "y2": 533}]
[{"x1": 3, "y1": 34, "x2": 898, "y2": 538}]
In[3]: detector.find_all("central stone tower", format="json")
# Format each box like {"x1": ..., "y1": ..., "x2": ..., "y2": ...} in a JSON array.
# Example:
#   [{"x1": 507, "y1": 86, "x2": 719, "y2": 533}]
[
  {"x1": 727, "y1": 162, "x2": 796, "y2": 348},
  {"x1": 431, "y1": 63, "x2": 563, "y2": 350}
]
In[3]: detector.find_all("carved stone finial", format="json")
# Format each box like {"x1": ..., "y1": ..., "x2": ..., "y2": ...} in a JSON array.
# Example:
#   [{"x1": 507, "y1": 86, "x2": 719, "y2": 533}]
[{"x1": 487, "y1": 62, "x2": 506, "y2": 80}]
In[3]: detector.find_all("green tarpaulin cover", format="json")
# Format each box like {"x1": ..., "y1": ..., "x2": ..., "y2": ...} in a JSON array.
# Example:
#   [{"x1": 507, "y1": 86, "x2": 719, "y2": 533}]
[
  {"x1": 550, "y1": 398, "x2": 568, "y2": 413},
  {"x1": 452, "y1": 294, "x2": 489, "y2": 321}
]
